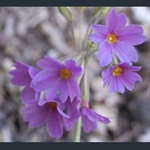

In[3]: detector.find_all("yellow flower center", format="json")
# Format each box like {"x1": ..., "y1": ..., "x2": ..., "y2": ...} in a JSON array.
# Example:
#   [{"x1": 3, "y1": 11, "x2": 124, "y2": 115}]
[
  {"x1": 48, "y1": 102, "x2": 57, "y2": 108},
  {"x1": 107, "y1": 34, "x2": 117, "y2": 44},
  {"x1": 60, "y1": 68, "x2": 70, "y2": 79},
  {"x1": 112, "y1": 67, "x2": 123, "y2": 76}
]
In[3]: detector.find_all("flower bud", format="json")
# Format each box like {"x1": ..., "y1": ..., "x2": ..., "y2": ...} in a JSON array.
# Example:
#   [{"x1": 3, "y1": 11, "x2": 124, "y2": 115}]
[{"x1": 58, "y1": 7, "x2": 73, "y2": 22}]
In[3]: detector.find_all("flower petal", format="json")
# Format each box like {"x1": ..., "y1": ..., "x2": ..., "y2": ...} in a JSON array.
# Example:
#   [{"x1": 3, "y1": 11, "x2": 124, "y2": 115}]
[
  {"x1": 120, "y1": 71, "x2": 142, "y2": 91},
  {"x1": 38, "y1": 99, "x2": 58, "y2": 106},
  {"x1": 97, "y1": 114, "x2": 111, "y2": 124},
  {"x1": 14, "y1": 60, "x2": 30, "y2": 71},
  {"x1": 98, "y1": 41, "x2": 112, "y2": 67},
  {"x1": 10, "y1": 69, "x2": 30, "y2": 86},
  {"x1": 91, "y1": 24, "x2": 108, "y2": 36},
  {"x1": 28, "y1": 67, "x2": 39, "y2": 79},
  {"x1": 66, "y1": 97, "x2": 80, "y2": 117},
  {"x1": 57, "y1": 106, "x2": 70, "y2": 118},
  {"x1": 46, "y1": 77, "x2": 62, "y2": 100},
  {"x1": 64, "y1": 59, "x2": 82, "y2": 77},
  {"x1": 59, "y1": 77, "x2": 81, "y2": 103},
  {"x1": 106, "y1": 9, "x2": 126, "y2": 33},
  {"x1": 46, "y1": 109, "x2": 63, "y2": 139},
  {"x1": 37, "y1": 56, "x2": 64, "y2": 71},
  {"x1": 63, "y1": 116, "x2": 79, "y2": 131},
  {"x1": 88, "y1": 35, "x2": 103, "y2": 44},
  {"x1": 112, "y1": 41, "x2": 138, "y2": 63},
  {"x1": 21, "y1": 86, "x2": 36, "y2": 104},
  {"x1": 102, "y1": 69, "x2": 112, "y2": 87},
  {"x1": 32, "y1": 70, "x2": 58, "y2": 92},
  {"x1": 23, "y1": 103, "x2": 49, "y2": 128},
  {"x1": 89, "y1": 24, "x2": 108, "y2": 44},
  {"x1": 63, "y1": 98, "x2": 80, "y2": 131},
  {"x1": 117, "y1": 25, "x2": 146, "y2": 45},
  {"x1": 82, "y1": 115, "x2": 97, "y2": 133},
  {"x1": 119, "y1": 63, "x2": 142, "y2": 72},
  {"x1": 81, "y1": 108, "x2": 98, "y2": 121},
  {"x1": 109, "y1": 76, "x2": 125, "y2": 93}
]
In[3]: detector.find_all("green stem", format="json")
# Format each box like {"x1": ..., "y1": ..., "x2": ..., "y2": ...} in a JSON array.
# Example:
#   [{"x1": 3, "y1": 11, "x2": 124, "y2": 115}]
[
  {"x1": 72, "y1": 60, "x2": 85, "y2": 142},
  {"x1": 73, "y1": 117, "x2": 82, "y2": 142},
  {"x1": 71, "y1": 22, "x2": 77, "y2": 50},
  {"x1": 112, "y1": 53, "x2": 118, "y2": 65},
  {"x1": 83, "y1": 9, "x2": 102, "y2": 50},
  {"x1": 79, "y1": 9, "x2": 83, "y2": 51}
]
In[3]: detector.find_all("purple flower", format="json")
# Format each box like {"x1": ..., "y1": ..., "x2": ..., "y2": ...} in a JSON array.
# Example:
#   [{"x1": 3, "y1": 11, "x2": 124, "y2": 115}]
[
  {"x1": 31, "y1": 56, "x2": 82, "y2": 103},
  {"x1": 22, "y1": 97, "x2": 70, "y2": 139},
  {"x1": 102, "y1": 62, "x2": 142, "y2": 93},
  {"x1": 63, "y1": 97, "x2": 81, "y2": 131},
  {"x1": 80, "y1": 105, "x2": 110, "y2": 133},
  {"x1": 9, "y1": 60, "x2": 39, "y2": 104},
  {"x1": 89, "y1": 9, "x2": 146, "y2": 67},
  {"x1": 10, "y1": 60, "x2": 32, "y2": 86}
]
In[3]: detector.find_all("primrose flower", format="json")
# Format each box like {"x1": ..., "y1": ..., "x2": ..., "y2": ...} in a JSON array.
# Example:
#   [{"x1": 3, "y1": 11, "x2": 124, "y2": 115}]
[
  {"x1": 89, "y1": 9, "x2": 146, "y2": 67},
  {"x1": 102, "y1": 62, "x2": 142, "y2": 93},
  {"x1": 9, "y1": 60, "x2": 39, "y2": 104},
  {"x1": 63, "y1": 97, "x2": 81, "y2": 131},
  {"x1": 31, "y1": 56, "x2": 82, "y2": 103},
  {"x1": 22, "y1": 97, "x2": 70, "y2": 139},
  {"x1": 80, "y1": 101, "x2": 111, "y2": 133}
]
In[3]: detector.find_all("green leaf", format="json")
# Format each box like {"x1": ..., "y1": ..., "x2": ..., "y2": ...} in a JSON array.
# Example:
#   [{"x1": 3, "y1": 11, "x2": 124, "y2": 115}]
[{"x1": 58, "y1": 7, "x2": 73, "y2": 22}]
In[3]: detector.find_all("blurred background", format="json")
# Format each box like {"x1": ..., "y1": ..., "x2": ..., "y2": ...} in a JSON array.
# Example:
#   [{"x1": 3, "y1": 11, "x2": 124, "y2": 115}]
[{"x1": 0, "y1": 7, "x2": 149, "y2": 142}]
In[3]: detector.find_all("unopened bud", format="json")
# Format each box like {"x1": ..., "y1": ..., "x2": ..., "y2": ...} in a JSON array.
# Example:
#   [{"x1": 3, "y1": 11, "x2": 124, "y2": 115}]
[{"x1": 58, "y1": 7, "x2": 73, "y2": 22}]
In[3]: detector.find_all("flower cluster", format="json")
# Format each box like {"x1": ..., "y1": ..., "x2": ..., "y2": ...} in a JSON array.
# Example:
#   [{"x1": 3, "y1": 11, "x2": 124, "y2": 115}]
[
  {"x1": 10, "y1": 56, "x2": 110, "y2": 139},
  {"x1": 89, "y1": 9, "x2": 146, "y2": 93},
  {"x1": 9, "y1": 8, "x2": 146, "y2": 141}
]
